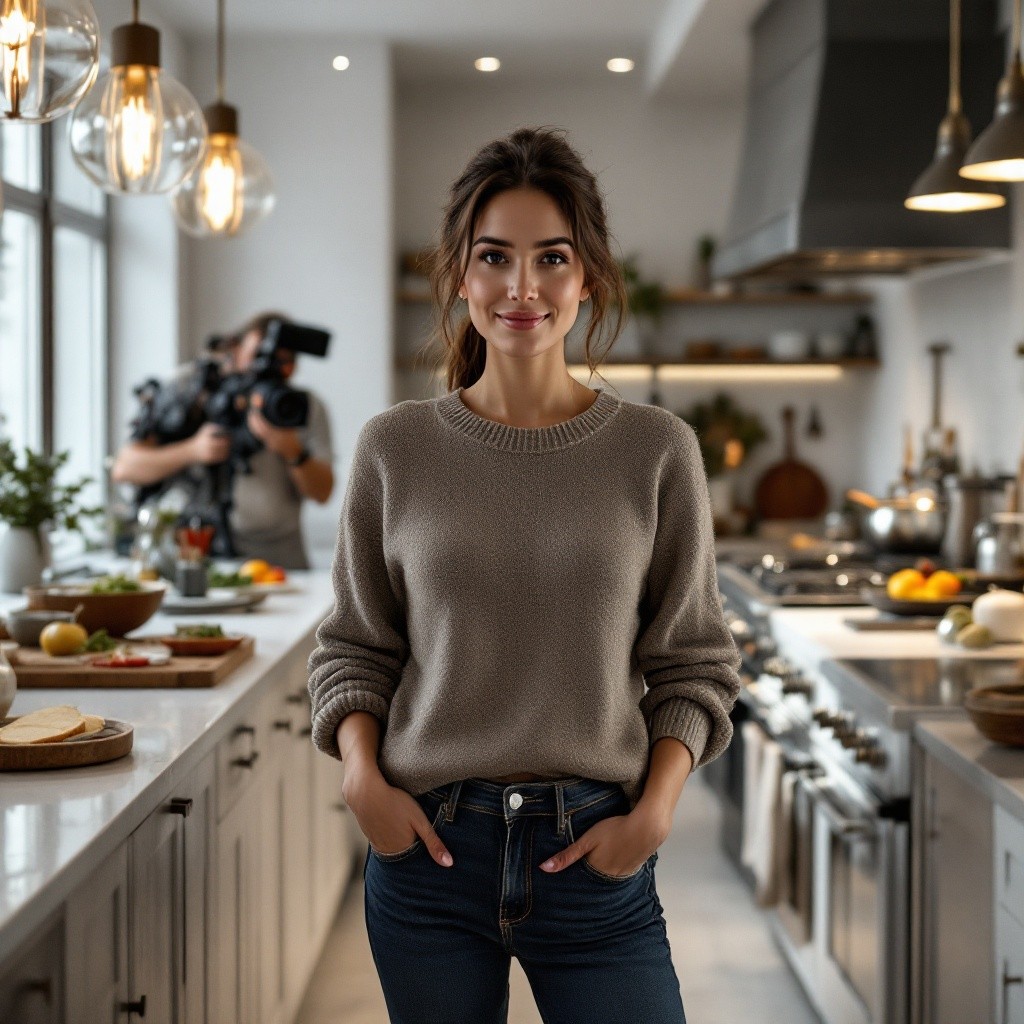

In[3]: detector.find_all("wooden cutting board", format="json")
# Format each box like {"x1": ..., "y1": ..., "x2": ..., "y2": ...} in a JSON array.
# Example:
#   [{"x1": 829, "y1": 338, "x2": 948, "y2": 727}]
[
  {"x1": 755, "y1": 406, "x2": 829, "y2": 520},
  {"x1": 0, "y1": 717, "x2": 134, "y2": 770},
  {"x1": 11, "y1": 636, "x2": 255, "y2": 688}
]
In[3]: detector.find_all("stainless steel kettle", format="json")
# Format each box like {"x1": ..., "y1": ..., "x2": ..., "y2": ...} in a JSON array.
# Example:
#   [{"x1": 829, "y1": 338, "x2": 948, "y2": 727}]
[
  {"x1": 973, "y1": 512, "x2": 1024, "y2": 575},
  {"x1": 941, "y1": 474, "x2": 1007, "y2": 569}
]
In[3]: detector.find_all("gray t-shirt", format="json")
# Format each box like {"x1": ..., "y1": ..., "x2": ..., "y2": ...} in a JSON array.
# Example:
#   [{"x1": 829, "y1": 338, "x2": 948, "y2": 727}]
[{"x1": 143, "y1": 362, "x2": 333, "y2": 570}]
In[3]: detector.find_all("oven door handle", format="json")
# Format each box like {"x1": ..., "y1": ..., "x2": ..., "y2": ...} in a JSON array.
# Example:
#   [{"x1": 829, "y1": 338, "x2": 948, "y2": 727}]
[{"x1": 799, "y1": 774, "x2": 877, "y2": 839}]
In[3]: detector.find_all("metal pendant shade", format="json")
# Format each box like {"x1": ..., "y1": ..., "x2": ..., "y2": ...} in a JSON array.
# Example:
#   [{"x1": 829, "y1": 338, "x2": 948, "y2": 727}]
[
  {"x1": 170, "y1": 0, "x2": 275, "y2": 238},
  {"x1": 906, "y1": 0, "x2": 1006, "y2": 211},
  {"x1": 960, "y1": 0, "x2": 1024, "y2": 180}
]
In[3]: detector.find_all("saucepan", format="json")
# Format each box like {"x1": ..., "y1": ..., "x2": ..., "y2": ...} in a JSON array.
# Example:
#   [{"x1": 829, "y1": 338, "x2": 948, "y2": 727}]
[{"x1": 845, "y1": 488, "x2": 947, "y2": 554}]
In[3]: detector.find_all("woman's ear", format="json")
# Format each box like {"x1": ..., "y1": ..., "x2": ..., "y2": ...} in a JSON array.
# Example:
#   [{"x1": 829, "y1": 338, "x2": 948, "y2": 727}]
[{"x1": 580, "y1": 282, "x2": 591, "y2": 302}]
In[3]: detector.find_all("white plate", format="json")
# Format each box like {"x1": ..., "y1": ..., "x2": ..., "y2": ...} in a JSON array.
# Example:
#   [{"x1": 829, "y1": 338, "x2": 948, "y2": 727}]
[{"x1": 161, "y1": 590, "x2": 269, "y2": 614}]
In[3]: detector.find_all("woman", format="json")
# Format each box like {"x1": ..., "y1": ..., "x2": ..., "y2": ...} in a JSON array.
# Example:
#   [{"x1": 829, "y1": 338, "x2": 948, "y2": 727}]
[{"x1": 307, "y1": 126, "x2": 742, "y2": 1023}]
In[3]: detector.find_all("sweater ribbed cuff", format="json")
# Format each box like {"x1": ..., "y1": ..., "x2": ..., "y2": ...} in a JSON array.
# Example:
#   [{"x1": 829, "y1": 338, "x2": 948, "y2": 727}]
[
  {"x1": 648, "y1": 698, "x2": 712, "y2": 768},
  {"x1": 310, "y1": 688, "x2": 390, "y2": 761}
]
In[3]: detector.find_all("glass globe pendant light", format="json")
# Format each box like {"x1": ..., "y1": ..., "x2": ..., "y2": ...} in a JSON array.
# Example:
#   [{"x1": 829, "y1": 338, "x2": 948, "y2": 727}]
[
  {"x1": 170, "y1": 0, "x2": 274, "y2": 237},
  {"x1": 960, "y1": 0, "x2": 1024, "y2": 180},
  {"x1": 0, "y1": 0, "x2": 100, "y2": 122},
  {"x1": 68, "y1": 0, "x2": 207, "y2": 194},
  {"x1": 905, "y1": 0, "x2": 1005, "y2": 211}
]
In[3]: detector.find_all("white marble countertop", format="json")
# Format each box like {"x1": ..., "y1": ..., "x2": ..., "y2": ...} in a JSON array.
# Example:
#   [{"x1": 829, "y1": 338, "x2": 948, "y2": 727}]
[
  {"x1": 914, "y1": 718, "x2": 1024, "y2": 823},
  {"x1": 0, "y1": 570, "x2": 335, "y2": 962},
  {"x1": 769, "y1": 605, "x2": 1024, "y2": 670}
]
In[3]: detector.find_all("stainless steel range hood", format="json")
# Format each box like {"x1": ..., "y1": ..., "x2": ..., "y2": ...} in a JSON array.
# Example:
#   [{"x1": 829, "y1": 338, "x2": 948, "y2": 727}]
[{"x1": 713, "y1": 0, "x2": 1012, "y2": 280}]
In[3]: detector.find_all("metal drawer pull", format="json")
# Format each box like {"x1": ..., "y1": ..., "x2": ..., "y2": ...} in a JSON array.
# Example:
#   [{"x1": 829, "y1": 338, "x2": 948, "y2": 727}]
[
  {"x1": 333, "y1": 801, "x2": 348, "y2": 813},
  {"x1": 802, "y1": 776, "x2": 875, "y2": 837},
  {"x1": 298, "y1": 725, "x2": 313, "y2": 737},
  {"x1": 286, "y1": 692, "x2": 305, "y2": 705},
  {"x1": 231, "y1": 751, "x2": 260, "y2": 769},
  {"x1": 273, "y1": 719, "x2": 292, "y2": 732},
  {"x1": 233, "y1": 724, "x2": 256, "y2": 737},
  {"x1": 166, "y1": 797, "x2": 193, "y2": 817},
  {"x1": 119, "y1": 994, "x2": 146, "y2": 1017}
]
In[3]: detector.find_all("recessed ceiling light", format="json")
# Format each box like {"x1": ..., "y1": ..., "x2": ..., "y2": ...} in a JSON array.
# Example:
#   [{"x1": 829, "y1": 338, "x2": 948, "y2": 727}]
[
  {"x1": 607, "y1": 58, "x2": 635, "y2": 73},
  {"x1": 475, "y1": 57, "x2": 501, "y2": 72},
  {"x1": 332, "y1": 55, "x2": 350, "y2": 71}
]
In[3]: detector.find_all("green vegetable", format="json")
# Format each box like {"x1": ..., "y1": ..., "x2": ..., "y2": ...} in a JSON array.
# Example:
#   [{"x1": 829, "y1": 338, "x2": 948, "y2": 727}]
[
  {"x1": 90, "y1": 574, "x2": 143, "y2": 594},
  {"x1": 208, "y1": 570, "x2": 252, "y2": 588},
  {"x1": 174, "y1": 623, "x2": 225, "y2": 638},
  {"x1": 85, "y1": 629, "x2": 118, "y2": 652}
]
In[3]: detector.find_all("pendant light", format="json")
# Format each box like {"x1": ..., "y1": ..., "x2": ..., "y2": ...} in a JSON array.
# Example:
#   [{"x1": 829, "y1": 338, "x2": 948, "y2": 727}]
[
  {"x1": 906, "y1": 0, "x2": 1005, "y2": 211},
  {"x1": 170, "y1": 0, "x2": 274, "y2": 237},
  {"x1": 0, "y1": 0, "x2": 100, "y2": 122},
  {"x1": 960, "y1": 0, "x2": 1024, "y2": 180},
  {"x1": 68, "y1": 0, "x2": 207, "y2": 194}
]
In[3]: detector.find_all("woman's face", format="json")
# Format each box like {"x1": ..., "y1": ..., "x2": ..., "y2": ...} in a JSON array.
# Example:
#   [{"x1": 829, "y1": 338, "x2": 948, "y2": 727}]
[{"x1": 459, "y1": 187, "x2": 590, "y2": 356}]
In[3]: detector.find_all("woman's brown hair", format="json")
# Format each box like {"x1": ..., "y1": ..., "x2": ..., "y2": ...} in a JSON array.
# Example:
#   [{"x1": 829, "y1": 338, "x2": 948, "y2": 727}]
[{"x1": 424, "y1": 126, "x2": 627, "y2": 392}]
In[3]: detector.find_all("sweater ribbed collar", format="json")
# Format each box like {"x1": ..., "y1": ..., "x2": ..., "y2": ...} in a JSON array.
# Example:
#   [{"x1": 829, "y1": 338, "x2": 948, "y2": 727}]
[{"x1": 435, "y1": 386, "x2": 621, "y2": 453}]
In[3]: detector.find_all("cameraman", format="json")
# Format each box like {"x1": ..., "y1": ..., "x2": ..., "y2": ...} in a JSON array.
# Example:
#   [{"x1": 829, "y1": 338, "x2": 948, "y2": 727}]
[{"x1": 110, "y1": 311, "x2": 335, "y2": 570}]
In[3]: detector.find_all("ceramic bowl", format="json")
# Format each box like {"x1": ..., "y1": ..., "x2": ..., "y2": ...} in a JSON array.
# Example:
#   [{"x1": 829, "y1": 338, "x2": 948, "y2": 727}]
[
  {"x1": 3, "y1": 608, "x2": 76, "y2": 647},
  {"x1": 23, "y1": 581, "x2": 166, "y2": 637}
]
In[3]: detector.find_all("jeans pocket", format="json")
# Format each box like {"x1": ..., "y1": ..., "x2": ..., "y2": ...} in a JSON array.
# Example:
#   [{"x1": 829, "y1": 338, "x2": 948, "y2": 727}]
[
  {"x1": 566, "y1": 785, "x2": 647, "y2": 884},
  {"x1": 368, "y1": 789, "x2": 447, "y2": 862}
]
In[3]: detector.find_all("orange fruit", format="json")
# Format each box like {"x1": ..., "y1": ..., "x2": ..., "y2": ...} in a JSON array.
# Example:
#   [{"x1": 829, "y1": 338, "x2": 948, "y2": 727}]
[
  {"x1": 239, "y1": 559, "x2": 271, "y2": 583},
  {"x1": 924, "y1": 570, "x2": 961, "y2": 598},
  {"x1": 261, "y1": 567, "x2": 287, "y2": 583},
  {"x1": 887, "y1": 569, "x2": 926, "y2": 600}
]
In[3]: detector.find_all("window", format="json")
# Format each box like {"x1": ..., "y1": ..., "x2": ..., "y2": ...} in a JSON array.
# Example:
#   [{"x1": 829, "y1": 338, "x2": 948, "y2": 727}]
[{"x1": 0, "y1": 115, "x2": 110, "y2": 545}]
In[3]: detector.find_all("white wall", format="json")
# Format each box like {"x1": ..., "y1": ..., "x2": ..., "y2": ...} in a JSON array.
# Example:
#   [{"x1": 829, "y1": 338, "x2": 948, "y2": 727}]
[
  {"x1": 856, "y1": 188, "x2": 1024, "y2": 495},
  {"x1": 181, "y1": 35, "x2": 394, "y2": 562}
]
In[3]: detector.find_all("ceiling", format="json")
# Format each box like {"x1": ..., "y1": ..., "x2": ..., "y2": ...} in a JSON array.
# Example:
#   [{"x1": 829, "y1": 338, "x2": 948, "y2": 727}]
[{"x1": 148, "y1": 0, "x2": 767, "y2": 100}]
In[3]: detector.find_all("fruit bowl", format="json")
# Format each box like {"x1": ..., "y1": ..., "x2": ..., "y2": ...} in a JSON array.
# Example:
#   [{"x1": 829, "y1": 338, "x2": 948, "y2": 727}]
[
  {"x1": 24, "y1": 581, "x2": 167, "y2": 637},
  {"x1": 964, "y1": 684, "x2": 1024, "y2": 747},
  {"x1": 859, "y1": 585, "x2": 982, "y2": 617}
]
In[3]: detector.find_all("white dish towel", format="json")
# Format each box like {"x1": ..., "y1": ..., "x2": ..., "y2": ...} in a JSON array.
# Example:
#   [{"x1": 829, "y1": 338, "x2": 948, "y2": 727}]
[{"x1": 740, "y1": 721, "x2": 785, "y2": 907}]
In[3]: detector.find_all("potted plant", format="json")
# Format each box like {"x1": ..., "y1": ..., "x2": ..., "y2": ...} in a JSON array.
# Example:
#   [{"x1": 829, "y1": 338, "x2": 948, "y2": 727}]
[
  {"x1": 619, "y1": 256, "x2": 665, "y2": 356},
  {"x1": 680, "y1": 394, "x2": 767, "y2": 523},
  {"x1": 0, "y1": 441, "x2": 102, "y2": 593}
]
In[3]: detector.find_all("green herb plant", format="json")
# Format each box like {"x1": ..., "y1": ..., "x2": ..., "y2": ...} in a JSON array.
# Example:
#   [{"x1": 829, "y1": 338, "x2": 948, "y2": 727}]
[
  {"x1": 619, "y1": 257, "x2": 665, "y2": 322},
  {"x1": 0, "y1": 441, "x2": 102, "y2": 551}
]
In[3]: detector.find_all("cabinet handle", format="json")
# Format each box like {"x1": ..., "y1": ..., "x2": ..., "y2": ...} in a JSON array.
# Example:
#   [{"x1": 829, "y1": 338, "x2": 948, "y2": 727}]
[
  {"x1": 166, "y1": 797, "x2": 193, "y2": 817},
  {"x1": 333, "y1": 801, "x2": 348, "y2": 813},
  {"x1": 298, "y1": 725, "x2": 313, "y2": 737},
  {"x1": 273, "y1": 719, "x2": 292, "y2": 732},
  {"x1": 286, "y1": 692, "x2": 305, "y2": 705},
  {"x1": 231, "y1": 752, "x2": 260, "y2": 769},
  {"x1": 119, "y1": 994, "x2": 146, "y2": 1017},
  {"x1": 233, "y1": 724, "x2": 256, "y2": 736}
]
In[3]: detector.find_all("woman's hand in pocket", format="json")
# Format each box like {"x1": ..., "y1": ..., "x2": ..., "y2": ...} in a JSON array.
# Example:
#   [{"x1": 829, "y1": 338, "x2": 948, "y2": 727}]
[
  {"x1": 343, "y1": 765, "x2": 454, "y2": 866},
  {"x1": 539, "y1": 803, "x2": 667, "y2": 877}
]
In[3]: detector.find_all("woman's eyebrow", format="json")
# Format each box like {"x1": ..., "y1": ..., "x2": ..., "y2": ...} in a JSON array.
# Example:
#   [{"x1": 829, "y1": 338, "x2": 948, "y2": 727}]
[{"x1": 472, "y1": 235, "x2": 575, "y2": 249}]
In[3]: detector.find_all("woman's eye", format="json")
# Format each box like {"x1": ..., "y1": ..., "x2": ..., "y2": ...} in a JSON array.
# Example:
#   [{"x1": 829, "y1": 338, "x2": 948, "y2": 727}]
[
  {"x1": 541, "y1": 252, "x2": 569, "y2": 265},
  {"x1": 480, "y1": 250, "x2": 506, "y2": 265}
]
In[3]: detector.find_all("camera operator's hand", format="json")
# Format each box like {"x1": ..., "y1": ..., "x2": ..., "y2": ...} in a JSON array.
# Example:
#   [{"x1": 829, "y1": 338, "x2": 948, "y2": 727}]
[
  {"x1": 189, "y1": 423, "x2": 232, "y2": 465},
  {"x1": 247, "y1": 395, "x2": 303, "y2": 461}
]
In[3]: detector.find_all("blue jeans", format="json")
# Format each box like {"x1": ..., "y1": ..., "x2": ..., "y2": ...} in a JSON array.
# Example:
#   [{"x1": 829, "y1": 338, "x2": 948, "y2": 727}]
[{"x1": 363, "y1": 775, "x2": 687, "y2": 1023}]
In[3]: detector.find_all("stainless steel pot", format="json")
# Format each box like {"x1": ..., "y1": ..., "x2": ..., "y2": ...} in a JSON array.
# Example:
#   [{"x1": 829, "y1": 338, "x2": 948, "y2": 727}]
[{"x1": 845, "y1": 489, "x2": 947, "y2": 554}]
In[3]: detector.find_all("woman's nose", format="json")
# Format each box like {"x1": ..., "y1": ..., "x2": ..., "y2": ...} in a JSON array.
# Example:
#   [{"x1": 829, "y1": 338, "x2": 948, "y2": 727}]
[{"x1": 508, "y1": 261, "x2": 538, "y2": 301}]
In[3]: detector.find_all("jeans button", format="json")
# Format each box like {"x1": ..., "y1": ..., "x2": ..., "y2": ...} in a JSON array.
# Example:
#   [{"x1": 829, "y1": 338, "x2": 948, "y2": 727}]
[{"x1": 508, "y1": 792, "x2": 523, "y2": 809}]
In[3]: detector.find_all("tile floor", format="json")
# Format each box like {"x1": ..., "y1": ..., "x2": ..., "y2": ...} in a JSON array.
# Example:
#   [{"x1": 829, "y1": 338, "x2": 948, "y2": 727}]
[{"x1": 295, "y1": 775, "x2": 822, "y2": 1023}]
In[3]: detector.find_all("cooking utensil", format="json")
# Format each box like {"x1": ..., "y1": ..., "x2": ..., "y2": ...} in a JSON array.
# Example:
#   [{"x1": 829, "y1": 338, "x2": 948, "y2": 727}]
[
  {"x1": 844, "y1": 488, "x2": 947, "y2": 554},
  {"x1": 973, "y1": 512, "x2": 1024, "y2": 575},
  {"x1": 754, "y1": 407, "x2": 829, "y2": 519},
  {"x1": 941, "y1": 475, "x2": 1006, "y2": 568},
  {"x1": 807, "y1": 405, "x2": 823, "y2": 439}
]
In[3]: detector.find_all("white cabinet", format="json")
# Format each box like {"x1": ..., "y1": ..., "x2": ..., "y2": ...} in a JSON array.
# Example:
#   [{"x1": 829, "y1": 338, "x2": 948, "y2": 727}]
[
  {"x1": 995, "y1": 807, "x2": 1024, "y2": 1024},
  {"x1": 65, "y1": 751, "x2": 215, "y2": 1024},
  {"x1": 0, "y1": 913, "x2": 64, "y2": 1023}
]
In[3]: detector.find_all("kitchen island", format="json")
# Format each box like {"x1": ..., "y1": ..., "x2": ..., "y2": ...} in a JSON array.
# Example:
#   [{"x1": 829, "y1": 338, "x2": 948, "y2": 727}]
[{"x1": 0, "y1": 570, "x2": 353, "y2": 1024}]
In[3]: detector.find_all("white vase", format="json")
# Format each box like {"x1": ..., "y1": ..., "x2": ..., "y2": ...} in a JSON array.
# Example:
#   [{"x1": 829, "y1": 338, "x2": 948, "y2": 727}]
[{"x1": 0, "y1": 526, "x2": 52, "y2": 595}]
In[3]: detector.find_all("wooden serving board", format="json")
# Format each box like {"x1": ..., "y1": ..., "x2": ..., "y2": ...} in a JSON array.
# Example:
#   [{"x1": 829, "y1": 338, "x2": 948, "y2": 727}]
[
  {"x1": 0, "y1": 717, "x2": 133, "y2": 770},
  {"x1": 11, "y1": 636, "x2": 255, "y2": 689}
]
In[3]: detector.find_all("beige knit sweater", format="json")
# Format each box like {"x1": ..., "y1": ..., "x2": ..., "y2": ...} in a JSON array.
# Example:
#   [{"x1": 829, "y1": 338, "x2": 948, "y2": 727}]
[{"x1": 307, "y1": 385, "x2": 742, "y2": 810}]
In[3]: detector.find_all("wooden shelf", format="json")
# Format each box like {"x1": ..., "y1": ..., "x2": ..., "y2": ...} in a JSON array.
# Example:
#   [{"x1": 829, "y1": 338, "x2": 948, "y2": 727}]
[
  {"x1": 396, "y1": 288, "x2": 873, "y2": 307},
  {"x1": 393, "y1": 355, "x2": 880, "y2": 373}
]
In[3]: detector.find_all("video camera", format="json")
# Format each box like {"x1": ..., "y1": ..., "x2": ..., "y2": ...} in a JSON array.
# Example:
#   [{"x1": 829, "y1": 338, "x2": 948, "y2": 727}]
[{"x1": 128, "y1": 317, "x2": 332, "y2": 556}]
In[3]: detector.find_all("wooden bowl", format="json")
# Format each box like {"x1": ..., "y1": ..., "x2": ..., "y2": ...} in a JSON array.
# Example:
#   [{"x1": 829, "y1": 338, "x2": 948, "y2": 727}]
[
  {"x1": 24, "y1": 582, "x2": 167, "y2": 637},
  {"x1": 964, "y1": 684, "x2": 1024, "y2": 747}
]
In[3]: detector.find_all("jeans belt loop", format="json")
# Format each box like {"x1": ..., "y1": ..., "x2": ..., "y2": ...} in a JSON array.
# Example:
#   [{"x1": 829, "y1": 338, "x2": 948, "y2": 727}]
[
  {"x1": 444, "y1": 780, "x2": 463, "y2": 823},
  {"x1": 555, "y1": 782, "x2": 567, "y2": 837}
]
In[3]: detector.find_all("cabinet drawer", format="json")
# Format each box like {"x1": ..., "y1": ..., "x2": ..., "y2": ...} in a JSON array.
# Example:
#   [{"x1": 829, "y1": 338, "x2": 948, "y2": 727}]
[
  {"x1": 996, "y1": 907, "x2": 1024, "y2": 1024},
  {"x1": 996, "y1": 806, "x2": 1024, "y2": 927},
  {"x1": 216, "y1": 708, "x2": 266, "y2": 821},
  {"x1": 0, "y1": 911, "x2": 64, "y2": 1023}
]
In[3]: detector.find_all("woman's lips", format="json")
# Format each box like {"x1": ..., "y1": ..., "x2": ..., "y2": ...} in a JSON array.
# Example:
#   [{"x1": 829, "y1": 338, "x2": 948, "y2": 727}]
[{"x1": 498, "y1": 313, "x2": 549, "y2": 331}]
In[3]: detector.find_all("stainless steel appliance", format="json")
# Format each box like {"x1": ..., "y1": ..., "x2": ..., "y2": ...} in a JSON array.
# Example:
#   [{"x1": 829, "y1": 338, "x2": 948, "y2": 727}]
[{"x1": 712, "y1": 550, "x2": 1017, "y2": 1024}]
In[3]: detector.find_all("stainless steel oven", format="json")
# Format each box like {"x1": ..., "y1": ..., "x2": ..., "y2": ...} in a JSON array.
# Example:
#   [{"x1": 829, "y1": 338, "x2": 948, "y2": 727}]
[{"x1": 800, "y1": 768, "x2": 910, "y2": 1024}]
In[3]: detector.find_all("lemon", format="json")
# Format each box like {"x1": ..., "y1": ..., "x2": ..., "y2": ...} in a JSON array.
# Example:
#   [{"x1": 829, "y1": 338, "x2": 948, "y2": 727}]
[
  {"x1": 239, "y1": 559, "x2": 271, "y2": 583},
  {"x1": 39, "y1": 622, "x2": 89, "y2": 656},
  {"x1": 924, "y1": 570, "x2": 961, "y2": 598},
  {"x1": 887, "y1": 569, "x2": 926, "y2": 600}
]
